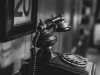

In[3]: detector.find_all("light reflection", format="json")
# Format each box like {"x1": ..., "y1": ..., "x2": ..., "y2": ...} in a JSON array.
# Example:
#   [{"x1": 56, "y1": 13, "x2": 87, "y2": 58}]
[
  {"x1": 1, "y1": 41, "x2": 12, "y2": 52},
  {"x1": 0, "y1": 37, "x2": 26, "y2": 69}
]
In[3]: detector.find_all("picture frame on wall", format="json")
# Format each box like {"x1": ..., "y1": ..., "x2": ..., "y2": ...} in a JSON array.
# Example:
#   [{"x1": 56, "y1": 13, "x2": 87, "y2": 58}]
[{"x1": 0, "y1": 0, "x2": 38, "y2": 42}]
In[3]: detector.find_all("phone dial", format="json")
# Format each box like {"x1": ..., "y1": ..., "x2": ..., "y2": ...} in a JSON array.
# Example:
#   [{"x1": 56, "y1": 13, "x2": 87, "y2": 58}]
[{"x1": 18, "y1": 15, "x2": 96, "y2": 75}]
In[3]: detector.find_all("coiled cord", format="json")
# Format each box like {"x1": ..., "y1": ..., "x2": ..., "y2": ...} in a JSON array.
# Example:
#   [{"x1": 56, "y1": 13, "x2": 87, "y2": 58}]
[
  {"x1": 30, "y1": 31, "x2": 40, "y2": 75},
  {"x1": 30, "y1": 47, "x2": 36, "y2": 75}
]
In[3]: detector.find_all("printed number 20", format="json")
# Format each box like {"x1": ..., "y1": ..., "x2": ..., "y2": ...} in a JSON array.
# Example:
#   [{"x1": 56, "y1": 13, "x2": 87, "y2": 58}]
[{"x1": 14, "y1": 0, "x2": 31, "y2": 17}]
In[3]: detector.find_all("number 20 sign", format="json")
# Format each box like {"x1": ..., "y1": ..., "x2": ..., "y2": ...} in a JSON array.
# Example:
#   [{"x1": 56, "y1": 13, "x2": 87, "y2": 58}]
[
  {"x1": 14, "y1": 0, "x2": 32, "y2": 25},
  {"x1": 0, "y1": 0, "x2": 38, "y2": 42}
]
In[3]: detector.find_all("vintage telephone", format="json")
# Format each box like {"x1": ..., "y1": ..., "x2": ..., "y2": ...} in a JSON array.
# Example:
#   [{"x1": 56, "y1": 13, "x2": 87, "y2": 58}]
[{"x1": 18, "y1": 15, "x2": 96, "y2": 75}]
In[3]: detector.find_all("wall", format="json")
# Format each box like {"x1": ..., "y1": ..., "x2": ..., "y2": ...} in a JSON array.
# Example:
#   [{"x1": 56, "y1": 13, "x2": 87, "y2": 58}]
[{"x1": 0, "y1": 35, "x2": 32, "y2": 75}]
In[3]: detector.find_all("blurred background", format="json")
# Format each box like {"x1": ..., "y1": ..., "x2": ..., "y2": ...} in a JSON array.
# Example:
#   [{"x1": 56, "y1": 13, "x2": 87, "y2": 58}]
[{"x1": 0, "y1": 0, "x2": 100, "y2": 75}]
